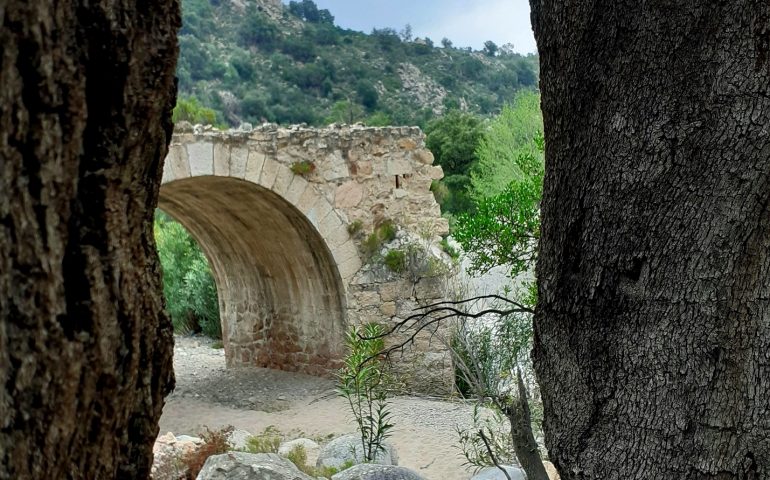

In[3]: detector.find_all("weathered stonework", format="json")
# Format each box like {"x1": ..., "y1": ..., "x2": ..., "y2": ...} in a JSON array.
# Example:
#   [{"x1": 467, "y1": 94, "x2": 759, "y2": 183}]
[{"x1": 159, "y1": 123, "x2": 453, "y2": 394}]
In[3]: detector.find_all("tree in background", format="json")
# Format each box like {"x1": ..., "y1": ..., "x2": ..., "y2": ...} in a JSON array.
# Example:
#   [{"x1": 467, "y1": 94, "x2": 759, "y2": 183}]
[
  {"x1": 425, "y1": 110, "x2": 485, "y2": 215},
  {"x1": 471, "y1": 90, "x2": 543, "y2": 199},
  {"x1": 155, "y1": 212, "x2": 221, "y2": 339},
  {"x1": 532, "y1": 0, "x2": 770, "y2": 477},
  {"x1": 483, "y1": 40, "x2": 499, "y2": 57},
  {"x1": 173, "y1": 96, "x2": 219, "y2": 124},
  {"x1": 0, "y1": 0, "x2": 178, "y2": 476}
]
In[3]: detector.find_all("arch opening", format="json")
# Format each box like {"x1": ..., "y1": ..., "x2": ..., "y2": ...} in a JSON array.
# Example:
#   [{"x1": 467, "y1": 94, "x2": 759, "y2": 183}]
[{"x1": 159, "y1": 175, "x2": 346, "y2": 376}]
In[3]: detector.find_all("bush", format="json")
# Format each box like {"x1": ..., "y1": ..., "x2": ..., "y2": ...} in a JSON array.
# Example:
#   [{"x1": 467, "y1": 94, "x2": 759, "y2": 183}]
[
  {"x1": 243, "y1": 427, "x2": 281, "y2": 454},
  {"x1": 383, "y1": 249, "x2": 406, "y2": 273},
  {"x1": 290, "y1": 160, "x2": 316, "y2": 175},
  {"x1": 181, "y1": 425, "x2": 233, "y2": 480},
  {"x1": 155, "y1": 211, "x2": 221, "y2": 338}
]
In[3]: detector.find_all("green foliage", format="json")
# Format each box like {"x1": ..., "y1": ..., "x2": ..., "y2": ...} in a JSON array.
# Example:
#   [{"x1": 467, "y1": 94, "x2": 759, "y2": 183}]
[
  {"x1": 383, "y1": 250, "x2": 407, "y2": 273},
  {"x1": 238, "y1": 8, "x2": 279, "y2": 50},
  {"x1": 336, "y1": 324, "x2": 394, "y2": 463},
  {"x1": 455, "y1": 134, "x2": 544, "y2": 278},
  {"x1": 425, "y1": 110, "x2": 484, "y2": 176},
  {"x1": 155, "y1": 211, "x2": 221, "y2": 338},
  {"x1": 356, "y1": 81, "x2": 379, "y2": 110},
  {"x1": 483, "y1": 40, "x2": 498, "y2": 57},
  {"x1": 244, "y1": 427, "x2": 281, "y2": 454},
  {"x1": 455, "y1": 405, "x2": 515, "y2": 472},
  {"x1": 347, "y1": 220, "x2": 363, "y2": 236},
  {"x1": 377, "y1": 220, "x2": 397, "y2": 242},
  {"x1": 290, "y1": 160, "x2": 316, "y2": 175},
  {"x1": 173, "y1": 96, "x2": 218, "y2": 125},
  {"x1": 471, "y1": 91, "x2": 543, "y2": 198},
  {"x1": 439, "y1": 237, "x2": 460, "y2": 260},
  {"x1": 176, "y1": 0, "x2": 539, "y2": 128}
]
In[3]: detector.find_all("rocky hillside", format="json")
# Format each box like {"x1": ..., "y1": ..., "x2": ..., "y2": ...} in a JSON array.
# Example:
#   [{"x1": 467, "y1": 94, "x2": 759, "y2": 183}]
[{"x1": 177, "y1": 0, "x2": 539, "y2": 127}]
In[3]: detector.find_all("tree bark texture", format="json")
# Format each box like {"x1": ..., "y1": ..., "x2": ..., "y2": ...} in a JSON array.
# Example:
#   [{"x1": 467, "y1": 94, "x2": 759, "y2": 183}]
[
  {"x1": 531, "y1": 1, "x2": 770, "y2": 479},
  {"x1": 0, "y1": 1, "x2": 180, "y2": 478}
]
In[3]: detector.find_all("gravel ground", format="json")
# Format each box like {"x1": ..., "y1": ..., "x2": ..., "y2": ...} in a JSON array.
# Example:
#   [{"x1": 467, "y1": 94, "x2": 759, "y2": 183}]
[{"x1": 160, "y1": 335, "x2": 486, "y2": 480}]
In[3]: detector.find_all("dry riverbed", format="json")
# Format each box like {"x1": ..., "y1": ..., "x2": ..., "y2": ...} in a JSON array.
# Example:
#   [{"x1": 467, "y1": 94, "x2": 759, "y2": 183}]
[{"x1": 159, "y1": 335, "x2": 484, "y2": 480}]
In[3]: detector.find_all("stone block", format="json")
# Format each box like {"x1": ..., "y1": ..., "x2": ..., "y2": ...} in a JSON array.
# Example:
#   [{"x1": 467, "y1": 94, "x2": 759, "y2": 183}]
[
  {"x1": 413, "y1": 149, "x2": 434, "y2": 165},
  {"x1": 272, "y1": 164, "x2": 295, "y2": 197},
  {"x1": 259, "y1": 158, "x2": 281, "y2": 189},
  {"x1": 386, "y1": 156, "x2": 413, "y2": 176},
  {"x1": 323, "y1": 150, "x2": 349, "y2": 181},
  {"x1": 397, "y1": 138, "x2": 418, "y2": 151},
  {"x1": 335, "y1": 180, "x2": 364, "y2": 208},
  {"x1": 166, "y1": 144, "x2": 190, "y2": 180},
  {"x1": 230, "y1": 146, "x2": 249, "y2": 178},
  {"x1": 243, "y1": 147, "x2": 265, "y2": 182},
  {"x1": 187, "y1": 141, "x2": 213, "y2": 176},
  {"x1": 213, "y1": 143, "x2": 230, "y2": 176}
]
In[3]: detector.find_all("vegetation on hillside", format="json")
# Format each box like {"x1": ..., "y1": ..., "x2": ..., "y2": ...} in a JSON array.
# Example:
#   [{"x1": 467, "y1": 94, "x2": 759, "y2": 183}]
[{"x1": 176, "y1": 0, "x2": 538, "y2": 128}]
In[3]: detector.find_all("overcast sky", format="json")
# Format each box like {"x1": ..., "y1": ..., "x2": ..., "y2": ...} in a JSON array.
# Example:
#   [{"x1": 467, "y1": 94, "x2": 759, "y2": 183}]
[{"x1": 282, "y1": 0, "x2": 537, "y2": 54}]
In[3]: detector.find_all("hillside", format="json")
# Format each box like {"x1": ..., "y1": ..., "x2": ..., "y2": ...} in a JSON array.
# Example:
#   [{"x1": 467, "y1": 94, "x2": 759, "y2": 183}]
[{"x1": 177, "y1": 0, "x2": 539, "y2": 128}]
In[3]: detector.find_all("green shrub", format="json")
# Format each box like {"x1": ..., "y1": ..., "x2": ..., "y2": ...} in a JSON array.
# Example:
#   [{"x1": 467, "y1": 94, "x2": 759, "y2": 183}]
[
  {"x1": 440, "y1": 237, "x2": 460, "y2": 260},
  {"x1": 290, "y1": 160, "x2": 316, "y2": 175},
  {"x1": 336, "y1": 324, "x2": 394, "y2": 463},
  {"x1": 244, "y1": 427, "x2": 281, "y2": 453},
  {"x1": 383, "y1": 249, "x2": 406, "y2": 273},
  {"x1": 347, "y1": 220, "x2": 363, "y2": 236},
  {"x1": 377, "y1": 220, "x2": 397, "y2": 242},
  {"x1": 154, "y1": 211, "x2": 221, "y2": 338}
]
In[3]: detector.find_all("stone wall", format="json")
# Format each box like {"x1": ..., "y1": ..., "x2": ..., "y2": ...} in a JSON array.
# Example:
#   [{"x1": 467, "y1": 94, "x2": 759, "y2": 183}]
[{"x1": 160, "y1": 122, "x2": 454, "y2": 394}]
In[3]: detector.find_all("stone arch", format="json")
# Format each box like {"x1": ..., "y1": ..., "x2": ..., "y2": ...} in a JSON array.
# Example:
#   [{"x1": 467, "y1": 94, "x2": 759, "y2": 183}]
[{"x1": 159, "y1": 138, "x2": 361, "y2": 375}]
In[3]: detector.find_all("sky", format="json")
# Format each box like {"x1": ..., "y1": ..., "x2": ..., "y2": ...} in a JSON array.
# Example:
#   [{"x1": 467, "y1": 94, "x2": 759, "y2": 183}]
[{"x1": 282, "y1": 0, "x2": 537, "y2": 54}]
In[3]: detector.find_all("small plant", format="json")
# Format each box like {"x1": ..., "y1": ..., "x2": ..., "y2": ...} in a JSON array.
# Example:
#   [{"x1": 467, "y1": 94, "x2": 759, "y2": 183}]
[
  {"x1": 244, "y1": 426, "x2": 281, "y2": 453},
  {"x1": 360, "y1": 219, "x2": 398, "y2": 259},
  {"x1": 180, "y1": 425, "x2": 234, "y2": 480},
  {"x1": 377, "y1": 219, "x2": 397, "y2": 243},
  {"x1": 290, "y1": 160, "x2": 316, "y2": 175},
  {"x1": 336, "y1": 323, "x2": 394, "y2": 463},
  {"x1": 347, "y1": 219, "x2": 364, "y2": 236},
  {"x1": 455, "y1": 404, "x2": 516, "y2": 472},
  {"x1": 383, "y1": 249, "x2": 407, "y2": 273},
  {"x1": 211, "y1": 340, "x2": 224, "y2": 349},
  {"x1": 440, "y1": 237, "x2": 461, "y2": 260}
]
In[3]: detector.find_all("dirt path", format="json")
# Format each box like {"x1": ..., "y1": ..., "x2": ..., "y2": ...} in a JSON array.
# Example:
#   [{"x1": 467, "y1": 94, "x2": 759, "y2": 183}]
[{"x1": 159, "y1": 336, "x2": 481, "y2": 480}]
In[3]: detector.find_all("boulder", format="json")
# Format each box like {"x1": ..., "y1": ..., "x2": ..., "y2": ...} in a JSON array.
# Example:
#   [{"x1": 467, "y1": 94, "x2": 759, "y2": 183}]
[
  {"x1": 470, "y1": 466, "x2": 526, "y2": 480},
  {"x1": 278, "y1": 438, "x2": 321, "y2": 464},
  {"x1": 316, "y1": 434, "x2": 398, "y2": 470},
  {"x1": 196, "y1": 452, "x2": 315, "y2": 480},
  {"x1": 228, "y1": 429, "x2": 253, "y2": 451},
  {"x1": 331, "y1": 464, "x2": 426, "y2": 480}
]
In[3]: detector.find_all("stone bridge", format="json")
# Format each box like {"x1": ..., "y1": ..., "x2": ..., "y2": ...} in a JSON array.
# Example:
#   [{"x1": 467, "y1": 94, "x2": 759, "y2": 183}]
[{"x1": 159, "y1": 123, "x2": 453, "y2": 393}]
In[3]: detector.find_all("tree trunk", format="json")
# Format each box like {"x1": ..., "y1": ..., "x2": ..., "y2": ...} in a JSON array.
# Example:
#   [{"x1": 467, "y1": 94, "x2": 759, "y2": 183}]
[
  {"x1": 0, "y1": 1, "x2": 180, "y2": 478},
  {"x1": 531, "y1": 1, "x2": 770, "y2": 478},
  {"x1": 504, "y1": 371, "x2": 549, "y2": 480}
]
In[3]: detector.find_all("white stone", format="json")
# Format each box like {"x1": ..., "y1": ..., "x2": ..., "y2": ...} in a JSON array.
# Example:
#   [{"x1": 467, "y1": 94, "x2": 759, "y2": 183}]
[{"x1": 187, "y1": 142, "x2": 213, "y2": 177}]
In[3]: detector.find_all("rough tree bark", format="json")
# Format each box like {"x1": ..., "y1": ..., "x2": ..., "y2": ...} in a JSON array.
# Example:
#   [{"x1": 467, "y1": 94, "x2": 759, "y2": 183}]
[
  {"x1": 0, "y1": 1, "x2": 180, "y2": 478},
  {"x1": 531, "y1": 1, "x2": 770, "y2": 479}
]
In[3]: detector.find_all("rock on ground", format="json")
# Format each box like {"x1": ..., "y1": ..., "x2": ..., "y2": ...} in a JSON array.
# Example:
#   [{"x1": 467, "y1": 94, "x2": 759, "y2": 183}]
[
  {"x1": 316, "y1": 434, "x2": 398, "y2": 470},
  {"x1": 470, "y1": 466, "x2": 526, "y2": 480},
  {"x1": 331, "y1": 464, "x2": 427, "y2": 480},
  {"x1": 197, "y1": 452, "x2": 314, "y2": 480}
]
